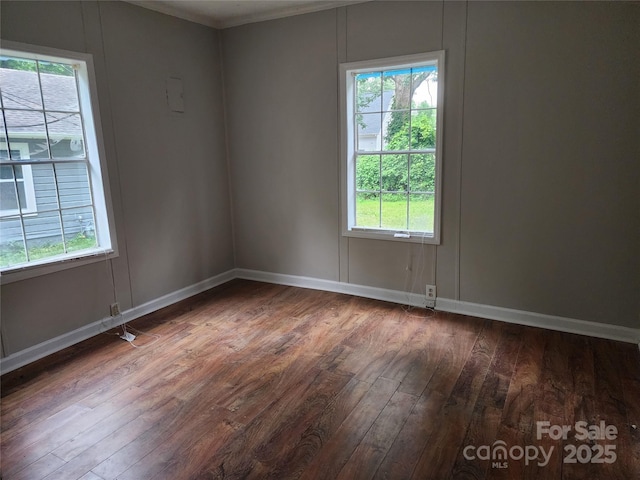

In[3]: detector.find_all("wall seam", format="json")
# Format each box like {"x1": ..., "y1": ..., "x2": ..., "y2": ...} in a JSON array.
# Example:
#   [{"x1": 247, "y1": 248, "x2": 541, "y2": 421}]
[
  {"x1": 337, "y1": 6, "x2": 349, "y2": 284},
  {"x1": 96, "y1": 1, "x2": 135, "y2": 307},
  {"x1": 336, "y1": 8, "x2": 341, "y2": 283},
  {"x1": 456, "y1": 1, "x2": 470, "y2": 301},
  {"x1": 217, "y1": 29, "x2": 238, "y2": 268}
]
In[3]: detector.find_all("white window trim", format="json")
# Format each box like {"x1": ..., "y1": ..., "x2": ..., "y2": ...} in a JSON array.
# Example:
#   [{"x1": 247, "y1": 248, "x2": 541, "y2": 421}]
[
  {"x1": 0, "y1": 40, "x2": 118, "y2": 284},
  {"x1": 0, "y1": 143, "x2": 36, "y2": 215},
  {"x1": 340, "y1": 51, "x2": 445, "y2": 244}
]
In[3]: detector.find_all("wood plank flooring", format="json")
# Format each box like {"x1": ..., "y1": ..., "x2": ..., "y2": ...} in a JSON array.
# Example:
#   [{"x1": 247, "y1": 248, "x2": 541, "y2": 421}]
[{"x1": 1, "y1": 279, "x2": 639, "y2": 479}]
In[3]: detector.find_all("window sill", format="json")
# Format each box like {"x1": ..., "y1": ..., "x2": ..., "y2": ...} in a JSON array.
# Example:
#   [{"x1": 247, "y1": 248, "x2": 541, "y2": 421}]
[
  {"x1": 343, "y1": 228, "x2": 440, "y2": 245},
  {"x1": 0, "y1": 247, "x2": 117, "y2": 285}
]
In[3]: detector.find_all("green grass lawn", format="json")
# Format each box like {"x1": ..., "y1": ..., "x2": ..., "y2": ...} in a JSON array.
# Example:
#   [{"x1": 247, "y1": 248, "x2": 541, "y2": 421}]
[
  {"x1": 356, "y1": 194, "x2": 435, "y2": 232},
  {"x1": 0, "y1": 234, "x2": 97, "y2": 268}
]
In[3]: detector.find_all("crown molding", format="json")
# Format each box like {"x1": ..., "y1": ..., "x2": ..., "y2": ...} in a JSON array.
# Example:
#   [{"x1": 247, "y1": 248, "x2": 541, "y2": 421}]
[
  {"x1": 125, "y1": 1, "x2": 223, "y2": 28},
  {"x1": 217, "y1": 1, "x2": 366, "y2": 29},
  {"x1": 124, "y1": 1, "x2": 367, "y2": 30}
]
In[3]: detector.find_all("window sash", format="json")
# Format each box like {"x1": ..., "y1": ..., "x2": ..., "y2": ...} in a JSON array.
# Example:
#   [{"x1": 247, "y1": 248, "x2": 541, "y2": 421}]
[
  {"x1": 341, "y1": 51, "x2": 444, "y2": 243},
  {"x1": 0, "y1": 41, "x2": 116, "y2": 278}
]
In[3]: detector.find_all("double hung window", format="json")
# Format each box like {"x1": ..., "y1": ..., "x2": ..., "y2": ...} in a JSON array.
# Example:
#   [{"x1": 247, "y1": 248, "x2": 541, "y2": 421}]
[
  {"x1": 340, "y1": 51, "x2": 444, "y2": 243},
  {"x1": 0, "y1": 41, "x2": 115, "y2": 277}
]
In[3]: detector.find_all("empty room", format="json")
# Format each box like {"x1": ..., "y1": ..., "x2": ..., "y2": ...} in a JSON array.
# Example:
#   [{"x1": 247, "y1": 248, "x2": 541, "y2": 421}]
[{"x1": 0, "y1": 1, "x2": 638, "y2": 479}]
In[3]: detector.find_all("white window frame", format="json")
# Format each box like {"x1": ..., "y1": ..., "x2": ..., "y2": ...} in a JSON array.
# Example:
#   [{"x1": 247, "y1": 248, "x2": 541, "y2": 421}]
[
  {"x1": 340, "y1": 51, "x2": 445, "y2": 244},
  {"x1": 0, "y1": 40, "x2": 117, "y2": 283},
  {"x1": 0, "y1": 143, "x2": 36, "y2": 215}
]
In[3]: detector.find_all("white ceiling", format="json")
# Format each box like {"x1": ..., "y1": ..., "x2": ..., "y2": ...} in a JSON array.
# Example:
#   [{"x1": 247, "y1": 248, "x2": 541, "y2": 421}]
[{"x1": 126, "y1": 0, "x2": 366, "y2": 29}]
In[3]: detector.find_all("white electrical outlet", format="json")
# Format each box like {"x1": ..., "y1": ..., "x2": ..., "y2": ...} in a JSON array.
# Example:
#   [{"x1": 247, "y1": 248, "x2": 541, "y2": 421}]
[
  {"x1": 426, "y1": 284, "x2": 436, "y2": 300},
  {"x1": 110, "y1": 302, "x2": 121, "y2": 317}
]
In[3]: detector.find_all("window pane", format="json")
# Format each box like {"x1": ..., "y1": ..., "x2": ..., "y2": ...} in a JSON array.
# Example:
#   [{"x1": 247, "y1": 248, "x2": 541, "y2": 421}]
[
  {"x1": 384, "y1": 69, "x2": 411, "y2": 110},
  {"x1": 409, "y1": 154, "x2": 435, "y2": 193},
  {"x1": 0, "y1": 216, "x2": 26, "y2": 267},
  {"x1": 0, "y1": 58, "x2": 42, "y2": 110},
  {"x1": 0, "y1": 180, "x2": 18, "y2": 210},
  {"x1": 381, "y1": 154, "x2": 407, "y2": 192},
  {"x1": 47, "y1": 113, "x2": 85, "y2": 158},
  {"x1": 24, "y1": 211, "x2": 64, "y2": 261},
  {"x1": 55, "y1": 162, "x2": 92, "y2": 208},
  {"x1": 357, "y1": 113, "x2": 382, "y2": 152},
  {"x1": 410, "y1": 109, "x2": 436, "y2": 149},
  {"x1": 39, "y1": 62, "x2": 79, "y2": 112},
  {"x1": 62, "y1": 207, "x2": 96, "y2": 252},
  {"x1": 31, "y1": 163, "x2": 59, "y2": 211},
  {"x1": 355, "y1": 154, "x2": 380, "y2": 191},
  {"x1": 4, "y1": 110, "x2": 49, "y2": 159},
  {"x1": 381, "y1": 193, "x2": 408, "y2": 230},
  {"x1": 356, "y1": 73, "x2": 382, "y2": 112},
  {"x1": 355, "y1": 192, "x2": 379, "y2": 228},
  {"x1": 38, "y1": 61, "x2": 75, "y2": 77},
  {"x1": 412, "y1": 69, "x2": 438, "y2": 108},
  {"x1": 409, "y1": 193, "x2": 434, "y2": 233},
  {"x1": 1, "y1": 165, "x2": 14, "y2": 180},
  {"x1": 383, "y1": 111, "x2": 409, "y2": 151},
  {"x1": 0, "y1": 165, "x2": 28, "y2": 212}
]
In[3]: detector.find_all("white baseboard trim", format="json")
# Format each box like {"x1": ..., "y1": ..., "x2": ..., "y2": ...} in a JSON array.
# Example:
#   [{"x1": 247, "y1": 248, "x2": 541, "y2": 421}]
[
  {"x1": 234, "y1": 268, "x2": 432, "y2": 309},
  {"x1": 236, "y1": 269, "x2": 639, "y2": 344},
  {"x1": 0, "y1": 314, "x2": 125, "y2": 376},
  {"x1": 0, "y1": 269, "x2": 235, "y2": 375},
  {"x1": 435, "y1": 298, "x2": 640, "y2": 344},
  {"x1": 124, "y1": 269, "x2": 236, "y2": 322},
  {"x1": 2, "y1": 267, "x2": 637, "y2": 374}
]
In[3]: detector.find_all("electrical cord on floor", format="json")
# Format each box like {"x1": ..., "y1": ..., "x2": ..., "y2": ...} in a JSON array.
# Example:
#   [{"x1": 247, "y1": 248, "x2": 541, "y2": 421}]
[
  {"x1": 100, "y1": 317, "x2": 122, "y2": 335},
  {"x1": 99, "y1": 251, "x2": 160, "y2": 348},
  {"x1": 121, "y1": 323, "x2": 161, "y2": 349},
  {"x1": 401, "y1": 303, "x2": 437, "y2": 319},
  {"x1": 401, "y1": 230, "x2": 437, "y2": 319}
]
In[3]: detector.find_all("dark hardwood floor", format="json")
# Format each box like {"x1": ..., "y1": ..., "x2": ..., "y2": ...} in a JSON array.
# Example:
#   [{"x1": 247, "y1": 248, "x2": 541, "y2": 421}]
[{"x1": 1, "y1": 279, "x2": 639, "y2": 479}]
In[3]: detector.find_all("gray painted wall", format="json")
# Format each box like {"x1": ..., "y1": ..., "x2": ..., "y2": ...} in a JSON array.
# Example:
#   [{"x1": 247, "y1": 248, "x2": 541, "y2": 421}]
[
  {"x1": 222, "y1": 9, "x2": 340, "y2": 281},
  {"x1": 459, "y1": 2, "x2": 639, "y2": 325},
  {"x1": 223, "y1": 1, "x2": 639, "y2": 329},
  {"x1": 1, "y1": 0, "x2": 637, "y2": 359},
  {"x1": 1, "y1": 1, "x2": 234, "y2": 354}
]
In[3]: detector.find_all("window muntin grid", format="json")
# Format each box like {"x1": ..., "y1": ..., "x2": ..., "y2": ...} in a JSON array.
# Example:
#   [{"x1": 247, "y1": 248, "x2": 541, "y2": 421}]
[
  {"x1": 0, "y1": 53, "x2": 102, "y2": 270},
  {"x1": 342, "y1": 52, "x2": 443, "y2": 242}
]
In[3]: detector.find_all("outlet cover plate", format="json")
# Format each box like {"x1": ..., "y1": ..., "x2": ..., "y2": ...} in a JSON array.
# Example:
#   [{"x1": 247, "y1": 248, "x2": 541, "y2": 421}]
[{"x1": 426, "y1": 284, "x2": 436, "y2": 300}]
